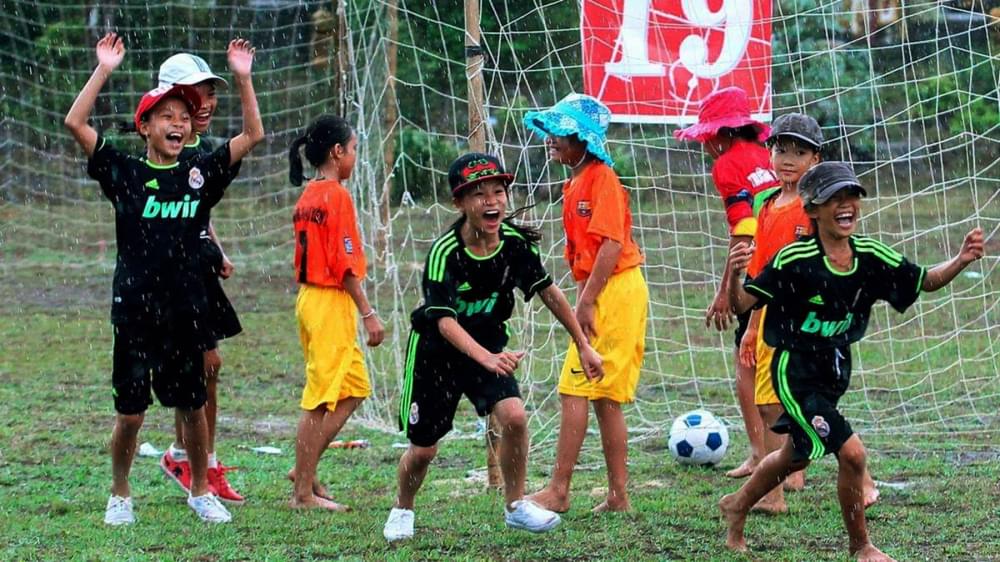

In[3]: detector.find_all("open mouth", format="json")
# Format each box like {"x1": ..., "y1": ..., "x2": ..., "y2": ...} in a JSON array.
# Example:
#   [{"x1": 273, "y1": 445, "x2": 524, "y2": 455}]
[
  {"x1": 482, "y1": 209, "x2": 501, "y2": 225},
  {"x1": 835, "y1": 211, "x2": 855, "y2": 228}
]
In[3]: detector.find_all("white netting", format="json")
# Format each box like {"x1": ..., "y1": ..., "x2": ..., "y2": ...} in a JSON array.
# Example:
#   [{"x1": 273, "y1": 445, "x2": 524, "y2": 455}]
[{"x1": 2, "y1": 1, "x2": 998, "y2": 450}]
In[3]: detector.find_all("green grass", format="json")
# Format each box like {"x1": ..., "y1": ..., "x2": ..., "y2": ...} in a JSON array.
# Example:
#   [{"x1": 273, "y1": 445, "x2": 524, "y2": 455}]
[{"x1": 1, "y1": 187, "x2": 998, "y2": 560}]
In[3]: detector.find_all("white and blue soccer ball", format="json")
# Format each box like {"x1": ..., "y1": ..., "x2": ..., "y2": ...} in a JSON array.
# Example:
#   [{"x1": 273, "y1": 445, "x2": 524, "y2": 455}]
[{"x1": 668, "y1": 409, "x2": 729, "y2": 466}]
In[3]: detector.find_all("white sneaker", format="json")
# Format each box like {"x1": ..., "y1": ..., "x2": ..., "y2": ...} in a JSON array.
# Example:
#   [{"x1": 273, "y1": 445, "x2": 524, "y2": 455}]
[
  {"x1": 504, "y1": 499, "x2": 560, "y2": 533},
  {"x1": 104, "y1": 495, "x2": 135, "y2": 526},
  {"x1": 187, "y1": 493, "x2": 232, "y2": 523},
  {"x1": 383, "y1": 507, "x2": 415, "y2": 542}
]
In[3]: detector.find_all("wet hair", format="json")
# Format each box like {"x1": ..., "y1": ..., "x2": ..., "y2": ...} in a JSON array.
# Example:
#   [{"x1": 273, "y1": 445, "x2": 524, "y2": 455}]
[
  {"x1": 717, "y1": 125, "x2": 762, "y2": 142},
  {"x1": 288, "y1": 115, "x2": 353, "y2": 186},
  {"x1": 767, "y1": 135, "x2": 822, "y2": 155}
]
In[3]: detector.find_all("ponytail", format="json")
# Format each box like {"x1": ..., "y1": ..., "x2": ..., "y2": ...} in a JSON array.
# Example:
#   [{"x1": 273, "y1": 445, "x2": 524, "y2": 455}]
[
  {"x1": 288, "y1": 135, "x2": 309, "y2": 186},
  {"x1": 287, "y1": 114, "x2": 354, "y2": 186}
]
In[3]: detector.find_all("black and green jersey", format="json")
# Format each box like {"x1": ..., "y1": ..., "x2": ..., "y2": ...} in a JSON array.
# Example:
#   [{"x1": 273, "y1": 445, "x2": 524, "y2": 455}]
[
  {"x1": 88, "y1": 135, "x2": 234, "y2": 329},
  {"x1": 410, "y1": 220, "x2": 553, "y2": 353},
  {"x1": 745, "y1": 234, "x2": 925, "y2": 351}
]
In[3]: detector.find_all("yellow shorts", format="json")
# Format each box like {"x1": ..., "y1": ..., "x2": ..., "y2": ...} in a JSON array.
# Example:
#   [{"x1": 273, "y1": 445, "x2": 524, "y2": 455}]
[
  {"x1": 559, "y1": 267, "x2": 647, "y2": 403},
  {"x1": 296, "y1": 284, "x2": 370, "y2": 411},
  {"x1": 754, "y1": 306, "x2": 780, "y2": 406}
]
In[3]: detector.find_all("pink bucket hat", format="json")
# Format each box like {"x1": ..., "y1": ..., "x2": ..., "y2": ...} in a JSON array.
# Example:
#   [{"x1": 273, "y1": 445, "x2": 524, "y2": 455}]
[{"x1": 673, "y1": 87, "x2": 770, "y2": 144}]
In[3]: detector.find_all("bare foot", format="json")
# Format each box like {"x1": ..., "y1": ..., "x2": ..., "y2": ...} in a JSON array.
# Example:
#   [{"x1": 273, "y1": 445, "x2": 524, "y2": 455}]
[
  {"x1": 287, "y1": 469, "x2": 334, "y2": 501},
  {"x1": 289, "y1": 494, "x2": 351, "y2": 511},
  {"x1": 726, "y1": 457, "x2": 755, "y2": 479},
  {"x1": 526, "y1": 487, "x2": 570, "y2": 513},
  {"x1": 852, "y1": 543, "x2": 895, "y2": 562},
  {"x1": 592, "y1": 499, "x2": 631, "y2": 513},
  {"x1": 719, "y1": 493, "x2": 748, "y2": 552},
  {"x1": 784, "y1": 469, "x2": 805, "y2": 491},
  {"x1": 863, "y1": 484, "x2": 880, "y2": 509}
]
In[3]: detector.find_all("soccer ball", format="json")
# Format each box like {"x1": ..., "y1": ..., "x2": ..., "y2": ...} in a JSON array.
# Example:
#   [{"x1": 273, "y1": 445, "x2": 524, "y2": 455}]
[{"x1": 668, "y1": 409, "x2": 729, "y2": 466}]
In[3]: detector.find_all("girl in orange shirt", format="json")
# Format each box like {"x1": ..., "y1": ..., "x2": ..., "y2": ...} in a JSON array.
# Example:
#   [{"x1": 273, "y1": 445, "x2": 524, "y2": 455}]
[
  {"x1": 524, "y1": 94, "x2": 648, "y2": 513},
  {"x1": 288, "y1": 115, "x2": 385, "y2": 510}
]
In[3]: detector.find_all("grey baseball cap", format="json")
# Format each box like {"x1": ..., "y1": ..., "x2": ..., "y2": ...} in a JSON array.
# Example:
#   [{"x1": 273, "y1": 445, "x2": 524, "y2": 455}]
[
  {"x1": 765, "y1": 113, "x2": 823, "y2": 148},
  {"x1": 799, "y1": 161, "x2": 868, "y2": 205},
  {"x1": 158, "y1": 53, "x2": 227, "y2": 89}
]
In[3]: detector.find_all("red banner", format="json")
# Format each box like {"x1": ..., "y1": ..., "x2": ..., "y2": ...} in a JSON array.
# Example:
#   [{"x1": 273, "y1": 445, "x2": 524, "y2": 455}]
[{"x1": 581, "y1": 0, "x2": 772, "y2": 124}]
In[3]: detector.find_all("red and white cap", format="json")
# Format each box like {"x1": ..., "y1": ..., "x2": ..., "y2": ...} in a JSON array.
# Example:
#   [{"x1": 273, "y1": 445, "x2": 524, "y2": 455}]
[{"x1": 133, "y1": 84, "x2": 202, "y2": 133}]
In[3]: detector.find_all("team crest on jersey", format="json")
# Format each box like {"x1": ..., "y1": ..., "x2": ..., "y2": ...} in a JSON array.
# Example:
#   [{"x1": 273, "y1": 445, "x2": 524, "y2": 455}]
[
  {"x1": 409, "y1": 402, "x2": 419, "y2": 425},
  {"x1": 795, "y1": 225, "x2": 808, "y2": 237},
  {"x1": 576, "y1": 200, "x2": 592, "y2": 217},
  {"x1": 748, "y1": 167, "x2": 777, "y2": 188},
  {"x1": 811, "y1": 415, "x2": 831, "y2": 438},
  {"x1": 188, "y1": 167, "x2": 205, "y2": 190},
  {"x1": 344, "y1": 236, "x2": 354, "y2": 254}
]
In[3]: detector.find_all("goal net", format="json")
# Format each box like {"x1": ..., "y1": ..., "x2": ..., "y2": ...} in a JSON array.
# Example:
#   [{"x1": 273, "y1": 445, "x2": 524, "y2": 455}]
[{"x1": 2, "y1": 1, "x2": 997, "y2": 454}]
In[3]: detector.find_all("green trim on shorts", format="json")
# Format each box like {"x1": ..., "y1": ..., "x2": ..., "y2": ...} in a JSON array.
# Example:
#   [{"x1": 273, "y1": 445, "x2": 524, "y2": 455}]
[
  {"x1": 775, "y1": 350, "x2": 826, "y2": 460},
  {"x1": 399, "y1": 331, "x2": 420, "y2": 433}
]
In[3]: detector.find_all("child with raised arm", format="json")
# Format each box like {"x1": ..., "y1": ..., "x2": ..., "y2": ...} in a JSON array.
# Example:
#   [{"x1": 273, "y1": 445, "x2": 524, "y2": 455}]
[
  {"x1": 288, "y1": 115, "x2": 385, "y2": 510},
  {"x1": 64, "y1": 33, "x2": 263, "y2": 525},
  {"x1": 156, "y1": 52, "x2": 245, "y2": 505},
  {"x1": 720, "y1": 161, "x2": 984, "y2": 561},
  {"x1": 382, "y1": 153, "x2": 603, "y2": 541},
  {"x1": 674, "y1": 87, "x2": 779, "y2": 478},
  {"x1": 523, "y1": 94, "x2": 647, "y2": 513}
]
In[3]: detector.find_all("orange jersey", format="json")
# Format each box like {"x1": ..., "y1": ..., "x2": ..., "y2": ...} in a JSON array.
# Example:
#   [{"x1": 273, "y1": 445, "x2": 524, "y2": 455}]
[
  {"x1": 562, "y1": 161, "x2": 643, "y2": 282},
  {"x1": 747, "y1": 192, "x2": 812, "y2": 278},
  {"x1": 292, "y1": 178, "x2": 366, "y2": 288}
]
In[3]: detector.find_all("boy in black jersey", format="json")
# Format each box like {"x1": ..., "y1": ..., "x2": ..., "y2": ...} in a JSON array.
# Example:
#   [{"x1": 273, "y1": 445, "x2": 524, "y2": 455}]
[
  {"x1": 719, "y1": 162, "x2": 985, "y2": 561},
  {"x1": 64, "y1": 33, "x2": 264, "y2": 525},
  {"x1": 383, "y1": 153, "x2": 604, "y2": 542}
]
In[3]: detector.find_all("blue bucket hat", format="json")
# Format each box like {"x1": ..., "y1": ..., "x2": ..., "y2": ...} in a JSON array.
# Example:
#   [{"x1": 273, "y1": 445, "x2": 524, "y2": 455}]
[{"x1": 523, "y1": 93, "x2": 614, "y2": 167}]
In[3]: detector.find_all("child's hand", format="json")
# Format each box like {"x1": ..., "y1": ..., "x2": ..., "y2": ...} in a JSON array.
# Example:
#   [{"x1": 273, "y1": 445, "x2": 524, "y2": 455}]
[
  {"x1": 729, "y1": 241, "x2": 754, "y2": 277},
  {"x1": 363, "y1": 314, "x2": 385, "y2": 347},
  {"x1": 958, "y1": 227, "x2": 985, "y2": 265},
  {"x1": 738, "y1": 328, "x2": 756, "y2": 368},
  {"x1": 227, "y1": 38, "x2": 255, "y2": 78},
  {"x1": 219, "y1": 255, "x2": 235, "y2": 279},
  {"x1": 480, "y1": 350, "x2": 525, "y2": 377},
  {"x1": 95, "y1": 32, "x2": 125, "y2": 71},
  {"x1": 578, "y1": 344, "x2": 604, "y2": 383}
]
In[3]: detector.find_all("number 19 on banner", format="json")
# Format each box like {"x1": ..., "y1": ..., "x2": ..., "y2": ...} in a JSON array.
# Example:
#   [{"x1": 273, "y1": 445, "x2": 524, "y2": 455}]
[{"x1": 582, "y1": 0, "x2": 772, "y2": 124}]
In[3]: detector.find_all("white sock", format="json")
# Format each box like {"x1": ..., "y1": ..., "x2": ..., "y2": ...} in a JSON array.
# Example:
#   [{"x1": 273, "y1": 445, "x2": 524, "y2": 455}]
[
  {"x1": 207, "y1": 452, "x2": 218, "y2": 469},
  {"x1": 169, "y1": 444, "x2": 188, "y2": 462}
]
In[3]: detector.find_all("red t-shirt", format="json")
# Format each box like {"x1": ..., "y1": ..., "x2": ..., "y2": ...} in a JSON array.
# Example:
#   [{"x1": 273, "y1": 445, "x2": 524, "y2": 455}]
[
  {"x1": 711, "y1": 139, "x2": 779, "y2": 237},
  {"x1": 562, "y1": 161, "x2": 643, "y2": 282},
  {"x1": 292, "y1": 178, "x2": 366, "y2": 288}
]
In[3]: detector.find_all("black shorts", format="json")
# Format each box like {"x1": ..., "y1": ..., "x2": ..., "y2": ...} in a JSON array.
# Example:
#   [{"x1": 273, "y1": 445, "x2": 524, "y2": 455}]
[
  {"x1": 398, "y1": 331, "x2": 520, "y2": 447},
  {"x1": 112, "y1": 323, "x2": 207, "y2": 415},
  {"x1": 733, "y1": 309, "x2": 751, "y2": 349},
  {"x1": 770, "y1": 346, "x2": 854, "y2": 461},
  {"x1": 204, "y1": 274, "x2": 242, "y2": 343}
]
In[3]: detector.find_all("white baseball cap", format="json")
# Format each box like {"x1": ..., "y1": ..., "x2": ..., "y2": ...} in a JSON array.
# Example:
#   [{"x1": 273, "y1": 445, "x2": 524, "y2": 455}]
[{"x1": 158, "y1": 53, "x2": 228, "y2": 89}]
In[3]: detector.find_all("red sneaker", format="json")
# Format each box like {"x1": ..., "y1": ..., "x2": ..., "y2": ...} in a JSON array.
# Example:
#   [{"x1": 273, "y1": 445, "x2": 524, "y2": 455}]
[
  {"x1": 160, "y1": 451, "x2": 192, "y2": 493},
  {"x1": 208, "y1": 463, "x2": 245, "y2": 504}
]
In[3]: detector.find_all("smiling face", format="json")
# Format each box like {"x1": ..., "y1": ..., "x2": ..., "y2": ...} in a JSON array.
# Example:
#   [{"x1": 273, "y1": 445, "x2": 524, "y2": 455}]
[
  {"x1": 770, "y1": 138, "x2": 820, "y2": 186},
  {"x1": 189, "y1": 81, "x2": 218, "y2": 135},
  {"x1": 454, "y1": 178, "x2": 508, "y2": 237},
  {"x1": 545, "y1": 134, "x2": 589, "y2": 167},
  {"x1": 139, "y1": 97, "x2": 192, "y2": 162},
  {"x1": 807, "y1": 188, "x2": 863, "y2": 240}
]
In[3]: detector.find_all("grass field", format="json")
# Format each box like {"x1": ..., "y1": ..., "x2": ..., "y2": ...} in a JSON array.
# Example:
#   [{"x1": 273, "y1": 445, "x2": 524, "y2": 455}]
[{"x1": 1, "y1": 185, "x2": 998, "y2": 560}]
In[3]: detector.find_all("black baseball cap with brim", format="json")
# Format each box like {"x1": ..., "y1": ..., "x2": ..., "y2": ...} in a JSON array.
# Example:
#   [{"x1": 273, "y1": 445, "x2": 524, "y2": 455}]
[
  {"x1": 448, "y1": 153, "x2": 514, "y2": 196},
  {"x1": 765, "y1": 113, "x2": 824, "y2": 149},
  {"x1": 799, "y1": 161, "x2": 868, "y2": 206}
]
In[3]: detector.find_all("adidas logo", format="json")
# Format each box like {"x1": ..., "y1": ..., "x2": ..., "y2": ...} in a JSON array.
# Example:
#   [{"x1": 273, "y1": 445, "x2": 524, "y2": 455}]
[
  {"x1": 145, "y1": 179, "x2": 159, "y2": 190},
  {"x1": 809, "y1": 294, "x2": 825, "y2": 305},
  {"x1": 458, "y1": 281, "x2": 472, "y2": 292}
]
